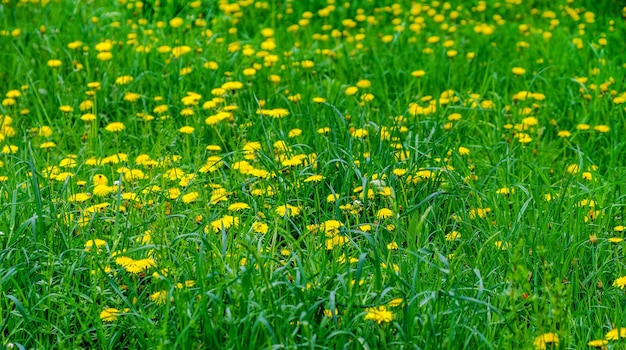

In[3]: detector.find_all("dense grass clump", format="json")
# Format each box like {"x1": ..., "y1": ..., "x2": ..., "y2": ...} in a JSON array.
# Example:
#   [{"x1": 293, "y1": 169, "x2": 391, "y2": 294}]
[{"x1": 1, "y1": 0, "x2": 626, "y2": 348}]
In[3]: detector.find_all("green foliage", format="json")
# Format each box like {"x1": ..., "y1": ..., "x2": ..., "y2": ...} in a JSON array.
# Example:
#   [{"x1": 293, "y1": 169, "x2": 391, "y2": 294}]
[{"x1": 0, "y1": 0, "x2": 625, "y2": 348}]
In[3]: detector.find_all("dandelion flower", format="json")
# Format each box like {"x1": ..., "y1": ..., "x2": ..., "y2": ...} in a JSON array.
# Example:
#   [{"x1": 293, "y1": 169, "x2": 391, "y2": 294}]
[
  {"x1": 594, "y1": 125, "x2": 610, "y2": 133},
  {"x1": 275, "y1": 204, "x2": 301, "y2": 217},
  {"x1": 105, "y1": 122, "x2": 125, "y2": 132},
  {"x1": 100, "y1": 308, "x2": 121, "y2": 322},
  {"x1": 613, "y1": 276, "x2": 626, "y2": 289},
  {"x1": 587, "y1": 339, "x2": 608, "y2": 348},
  {"x1": 304, "y1": 174, "x2": 324, "y2": 183},
  {"x1": 364, "y1": 306, "x2": 393, "y2": 324},
  {"x1": 376, "y1": 208, "x2": 394, "y2": 219},
  {"x1": 179, "y1": 126, "x2": 194, "y2": 134},
  {"x1": 181, "y1": 192, "x2": 199, "y2": 203},
  {"x1": 150, "y1": 290, "x2": 168, "y2": 305},
  {"x1": 84, "y1": 239, "x2": 107, "y2": 252},
  {"x1": 533, "y1": 333, "x2": 558, "y2": 349},
  {"x1": 605, "y1": 328, "x2": 626, "y2": 340},
  {"x1": 47, "y1": 59, "x2": 62, "y2": 68},
  {"x1": 512, "y1": 67, "x2": 526, "y2": 76}
]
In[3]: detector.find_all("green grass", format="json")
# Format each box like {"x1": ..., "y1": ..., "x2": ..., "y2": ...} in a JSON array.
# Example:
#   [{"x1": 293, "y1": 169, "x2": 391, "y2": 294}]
[{"x1": 1, "y1": 0, "x2": 626, "y2": 348}]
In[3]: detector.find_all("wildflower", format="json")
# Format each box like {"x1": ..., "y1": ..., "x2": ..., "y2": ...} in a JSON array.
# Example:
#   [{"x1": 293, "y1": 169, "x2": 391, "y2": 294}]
[
  {"x1": 345, "y1": 86, "x2": 359, "y2": 95},
  {"x1": 100, "y1": 308, "x2": 121, "y2": 322},
  {"x1": 587, "y1": 339, "x2": 608, "y2": 348},
  {"x1": 179, "y1": 126, "x2": 194, "y2": 134},
  {"x1": 267, "y1": 108, "x2": 290, "y2": 118},
  {"x1": 228, "y1": 202, "x2": 250, "y2": 211},
  {"x1": 84, "y1": 239, "x2": 107, "y2": 252},
  {"x1": 364, "y1": 306, "x2": 393, "y2": 324},
  {"x1": 512, "y1": 67, "x2": 526, "y2": 76},
  {"x1": 387, "y1": 298, "x2": 403, "y2": 307},
  {"x1": 325, "y1": 235, "x2": 348, "y2": 249},
  {"x1": 445, "y1": 231, "x2": 461, "y2": 241},
  {"x1": 181, "y1": 192, "x2": 199, "y2": 203},
  {"x1": 304, "y1": 174, "x2": 324, "y2": 183},
  {"x1": 276, "y1": 204, "x2": 301, "y2": 217},
  {"x1": 115, "y1": 256, "x2": 157, "y2": 274},
  {"x1": 458, "y1": 146, "x2": 470, "y2": 155},
  {"x1": 47, "y1": 59, "x2": 62, "y2": 68},
  {"x1": 210, "y1": 215, "x2": 239, "y2": 232},
  {"x1": 150, "y1": 290, "x2": 168, "y2": 305},
  {"x1": 252, "y1": 221, "x2": 269, "y2": 234},
  {"x1": 605, "y1": 328, "x2": 626, "y2": 340},
  {"x1": 613, "y1": 276, "x2": 626, "y2": 289},
  {"x1": 68, "y1": 193, "x2": 91, "y2": 203},
  {"x1": 105, "y1": 122, "x2": 125, "y2": 132},
  {"x1": 533, "y1": 333, "x2": 558, "y2": 349},
  {"x1": 376, "y1": 208, "x2": 394, "y2": 219},
  {"x1": 594, "y1": 125, "x2": 610, "y2": 133}
]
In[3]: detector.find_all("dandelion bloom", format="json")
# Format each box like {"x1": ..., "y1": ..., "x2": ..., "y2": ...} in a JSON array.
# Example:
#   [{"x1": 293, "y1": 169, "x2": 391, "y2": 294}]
[
  {"x1": 304, "y1": 174, "x2": 324, "y2": 183},
  {"x1": 594, "y1": 125, "x2": 610, "y2": 133},
  {"x1": 179, "y1": 126, "x2": 194, "y2": 134},
  {"x1": 150, "y1": 290, "x2": 168, "y2": 305},
  {"x1": 533, "y1": 333, "x2": 558, "y2": 349},
  {"x1": 210, "y1": 215, "x2": 239, "y2": 232},
  {"x1": 105, "y1": 122, "x2": 125, "y2": 132},
  {"x1": 100, "y1": 308, "x2": 121, "y2": 322},
  {"x1": 47, "y1": 59, "x2": 62, "y2": 68},
  {"x1": 276, "y1": 204, "x2": 301, "y2": 217},
  {"x1": 613, "y1": 276, "x2": 626, "y2": 289},
  {"x1": 605, "y1": 328, "x2": 626, "y2": 340},
  {"x1": 84, "y1": 239, "x2": 107, "y2": 252},
  {"x1": 444, "y1": 231, "x2": 461, "y2": 241},
  {"x1": 181, "y1": 192, "x2": 199, "y2": 203},
  {"x1": 512, "y1": 67, "x2": 526, "y2": 76},
  {"x1": 587, "y1": 339, "x2": 607, "y2": 348},
  {"x1": 364, "y1": 306, "x2": 393, "y2": 324},
  {"x1": 376, "y1": 208, "x2": 394, "y2": 219}
]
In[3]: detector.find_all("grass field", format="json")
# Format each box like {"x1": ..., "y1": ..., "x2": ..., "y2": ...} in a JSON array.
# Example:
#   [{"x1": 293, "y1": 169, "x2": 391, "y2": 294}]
[{"x1": 1, "y1": 0, "x2": 626, "y2": 348}]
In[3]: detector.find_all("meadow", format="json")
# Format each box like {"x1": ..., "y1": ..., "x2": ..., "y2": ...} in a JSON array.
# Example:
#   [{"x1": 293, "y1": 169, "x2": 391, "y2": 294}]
[{"x1": 1, "y1": 0, "x2": 625, "y2": 348}]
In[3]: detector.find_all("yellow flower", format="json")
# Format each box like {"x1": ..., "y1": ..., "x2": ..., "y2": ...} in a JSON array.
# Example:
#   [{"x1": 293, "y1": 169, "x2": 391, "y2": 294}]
[
  {"x1": 210, "y1": 215, "x2": 239, "y2": 232},
  {"x1": 181, "y1": 192, "x2": 199, "y2": 203},
  {"x1": 275, "y1": 204, "x2": 301, "y2": 217},
  {"x1": 68, "y1": 192, "x2": 91, "y2": 203},
  {"x1": 100, "y1": 308, "x2": 121, "y2": 322},
  {"x1": 84, "y1": 239, "x2": 107, "y2": 252},
  {"x1": 594, "y1": 125, "x2": 610, "y2": 133},
  {"x1": 304, "y1": 174, "x2": 324, "y2": 183},
  {"x1": 105, "y1": 122, "x2": 125, "y2": 132},
  {"x1": 364, "y1": 306, "x2": 393, "y2": 324},
  {"x1": 228, "y1": 202, "x2": 250, "y2": 211},
  {"x1": 47, "y1": 59, "x2": 62, "y2": 68},
  {"x1": 512, "y1": 67, "x2": 526, "y2": 76},
  {"x1": 387, "y1": 298, "x2": 403, "y2": 307},
  {"x1": 115, "y1": 256, "x2": 157, "y2": 274},
  {"x1": 179, "y1": 126, "x2": 194, "y2": 134},
  {"x1": 444, "y1": 231, "x2": 461, "y2": 241},
  {"x1": 169, "y1": 17, "x2": 184, "y2": 28},
  {"x1": 150, "y1": 290, "x2": 168, "y2": 305},
  {"x1": 605, "y1": 327, "x2": 626, "y2": 340},
  {"x1": 252, "y1": 221, "x2": 269, "y2": 234},
  {"x1": 533, "y1": 333, "x2": 558, "y2": 349},
  {"x1": 376, "y1": 208, "x2": 394, "y2": 219},
  {"x1": 613, "y1": 276, "x2": 626, "y2": 289},
  {"x1": 587, "y1": 339, "x2": 608, "y2": 348}
]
